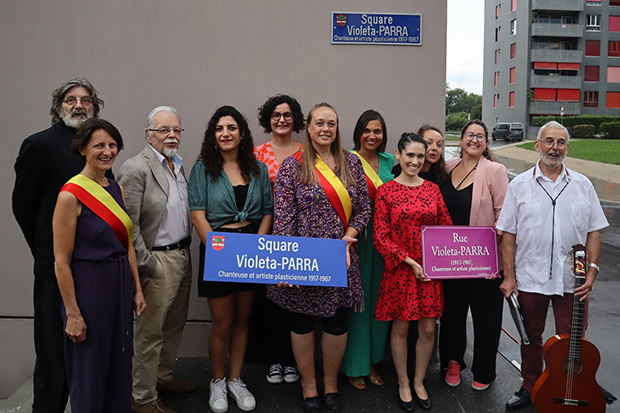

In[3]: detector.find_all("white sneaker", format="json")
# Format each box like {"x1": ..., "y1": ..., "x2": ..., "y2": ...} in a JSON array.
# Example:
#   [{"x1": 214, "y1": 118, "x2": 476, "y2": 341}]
[
  {"x1": 209, "y1": 378, "x2": 228, "y2": 413},
  {"x1": 227, "y1": 377, "x2": 256, "y2": 411},
  {"x1": 266, "y1": 363, "x2": 283, "y2": 384},
  {"x1": 283, "y1": 366, "x2": 300, "y2": 383}
]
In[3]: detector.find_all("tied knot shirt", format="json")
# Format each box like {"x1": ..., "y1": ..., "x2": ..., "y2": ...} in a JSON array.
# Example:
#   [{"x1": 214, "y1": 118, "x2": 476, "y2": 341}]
[
  {"x1": 496, "y1": 162, "x2": 609, "y2": 296},
  {"x1": 266, "y1": 151, "x2": 371, "y2": 317}
]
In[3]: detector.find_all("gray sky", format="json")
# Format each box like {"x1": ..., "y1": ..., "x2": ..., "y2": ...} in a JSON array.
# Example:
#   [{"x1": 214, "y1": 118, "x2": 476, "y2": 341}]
[{"x1": 446, "y1": 0, "x2": 484, "y2": 94}]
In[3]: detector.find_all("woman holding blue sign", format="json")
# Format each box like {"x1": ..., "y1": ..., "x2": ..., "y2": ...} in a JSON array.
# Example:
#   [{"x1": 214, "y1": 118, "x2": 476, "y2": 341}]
[
  {"x1": 189, "y1": 106, "x2": 273, "y2": 413},
  {"x1": 341, "y1": 110, "x2": 393, "y2": 391},
  {"x1": 267, "y1": 103, "x2": 370, "y2": 413},
  {"x1": 438, "y1": 120, "x2": 509, "y2": 392},
  {"x1": 374, "y1": 133, "x2": 452, "y2": 412}
]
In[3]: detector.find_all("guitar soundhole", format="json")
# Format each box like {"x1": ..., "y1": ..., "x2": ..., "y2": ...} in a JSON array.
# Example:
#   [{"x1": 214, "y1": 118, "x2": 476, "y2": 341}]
[{"x1": 563, "y1": 359, "x2": 583, "y2": 377}]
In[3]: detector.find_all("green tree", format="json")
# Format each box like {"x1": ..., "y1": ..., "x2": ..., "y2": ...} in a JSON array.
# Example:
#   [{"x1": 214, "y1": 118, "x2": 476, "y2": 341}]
[{"x1": 446, "y1": 84, "x2": 482, "y2": 118}]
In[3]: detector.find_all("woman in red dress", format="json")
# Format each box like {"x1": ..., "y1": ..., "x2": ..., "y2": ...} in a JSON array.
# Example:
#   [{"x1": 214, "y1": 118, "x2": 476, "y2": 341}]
[{"x1": 374, "y1": 133, "x2": 452, "y2": 412}]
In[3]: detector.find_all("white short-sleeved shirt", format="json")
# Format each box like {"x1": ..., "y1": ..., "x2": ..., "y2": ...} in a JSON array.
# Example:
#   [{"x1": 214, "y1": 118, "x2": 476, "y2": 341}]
[{"x1": 496, "y1": 162, "x2": 608, "y2": 296}]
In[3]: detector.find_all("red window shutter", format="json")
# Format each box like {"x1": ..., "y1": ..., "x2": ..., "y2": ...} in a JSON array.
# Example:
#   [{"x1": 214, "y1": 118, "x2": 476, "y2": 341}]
[
  {"x1": 534, "y1": 62, "x2": 558, "y2": 69},
  {"x1": 610, "y1": 16, "x2": 620, "y2": 32},
  {"x1": 534, "y1": 88, "x2": 557, "y2": 101},
  {"x1": 557, "y1": 89, "x2": 580, "y2": 101},
  {"x1": 586, "y1": 40, "x2": 601, "y2": 56},
  {"x1": 558, "y1": 63, "x2": 580, "y2": 70},
  {"x1": 607, "y1": 92, "x2": 620, "y2": 108},
  {"x1": 585, "y1": 66, "x2": 600, "y2": 82}
]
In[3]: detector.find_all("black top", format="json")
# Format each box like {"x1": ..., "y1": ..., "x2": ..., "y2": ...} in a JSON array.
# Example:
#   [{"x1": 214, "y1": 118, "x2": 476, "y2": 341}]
[
  {"x1": 233, "y1": 184, "x2": 249, "y2": 212},
  {"x1": 440, "y1": 172, "x2": 473, "y2": 226}
]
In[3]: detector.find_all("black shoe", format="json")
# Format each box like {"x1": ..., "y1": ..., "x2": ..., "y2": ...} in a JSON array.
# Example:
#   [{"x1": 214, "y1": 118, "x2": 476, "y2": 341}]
[
  {"x1": 324, "y1": 393, "x2": 341, "y2": 413},
  {"x1": 506, "y1": 387, "x2": 531, "y2": 411},
  {"x1": 398, "y1": 391, "x2": 415, "y2": 412},
  {"x1": 302, "y1": 396, "x2": 320, "y2": 413},
  {"x1": 413, "y1": 389, "x2": 432, "y2": 410}
]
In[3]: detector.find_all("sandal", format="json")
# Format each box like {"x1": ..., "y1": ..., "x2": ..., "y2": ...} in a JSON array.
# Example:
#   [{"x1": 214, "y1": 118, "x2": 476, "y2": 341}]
[
  {"x1": 348, "y1": 376, "x2": 366, "y2": 390},
  {"x1": 368, "y1": 373, "x2": 384, "y2": 386}
]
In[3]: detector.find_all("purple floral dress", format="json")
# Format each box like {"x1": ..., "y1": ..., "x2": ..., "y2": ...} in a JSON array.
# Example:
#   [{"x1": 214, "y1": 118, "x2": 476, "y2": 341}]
[{"x1": 266, "y1": 151, "x2": 371, "y2": 317}]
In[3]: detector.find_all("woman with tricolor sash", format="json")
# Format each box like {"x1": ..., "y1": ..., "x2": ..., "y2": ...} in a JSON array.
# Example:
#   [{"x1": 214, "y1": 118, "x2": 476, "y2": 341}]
[
  {"x1": 267, "y1": 103, "x2": 371, "y2": 413},
  {"x1": 340, "y1": 110, "x2": 394, "y2": 391},
  {"x1": 53, "y1": 118, "x2": 146, "y2": 412}
]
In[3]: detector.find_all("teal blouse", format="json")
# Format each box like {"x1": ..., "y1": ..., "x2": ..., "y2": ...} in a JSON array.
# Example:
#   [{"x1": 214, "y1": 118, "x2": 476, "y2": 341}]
[{"x1": 188, "y1": 160, "x2": 273, "y2": 229}]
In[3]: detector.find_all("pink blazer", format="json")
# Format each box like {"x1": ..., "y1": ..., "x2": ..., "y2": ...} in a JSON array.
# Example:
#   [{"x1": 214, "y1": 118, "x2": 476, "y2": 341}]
[{"x1": 445, "y1": 157, "x2": 509, "y2": 227}]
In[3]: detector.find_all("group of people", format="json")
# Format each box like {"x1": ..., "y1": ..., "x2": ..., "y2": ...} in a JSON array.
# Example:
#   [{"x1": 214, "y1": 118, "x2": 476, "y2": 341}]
[{"x1": 12, "y1": 78, "x2": 608, "y2": 413}]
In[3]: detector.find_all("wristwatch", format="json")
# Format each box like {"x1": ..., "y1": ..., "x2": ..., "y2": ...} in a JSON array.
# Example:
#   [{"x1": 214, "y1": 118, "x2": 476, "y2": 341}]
[{"x1": 588, "y1": 262, "x2": 600, "y2": 273}]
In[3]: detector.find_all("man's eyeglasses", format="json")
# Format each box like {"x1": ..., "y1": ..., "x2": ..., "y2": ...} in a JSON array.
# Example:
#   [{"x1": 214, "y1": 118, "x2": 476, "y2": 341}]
[
  {"x1": 464, "y1": 132, "x2": 487, "y2": 141},
  {"x1": 271, "y1": 112, "x2": 293, "y2": 121},
  {"x1": 63, "y1": 96, "x2": 93, "y2": 106},
  {"x1": 148, "y1": 127, "x2": 184, "y2": 135},
  {"x1": 538, "y1": 138, "x2": 567, "y2": 149}
]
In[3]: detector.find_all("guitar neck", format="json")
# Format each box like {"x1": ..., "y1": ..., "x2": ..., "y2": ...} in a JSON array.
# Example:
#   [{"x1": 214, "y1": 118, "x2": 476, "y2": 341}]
[{"x1": 569, "y1": 248, "x2": 587, "y2": 360}]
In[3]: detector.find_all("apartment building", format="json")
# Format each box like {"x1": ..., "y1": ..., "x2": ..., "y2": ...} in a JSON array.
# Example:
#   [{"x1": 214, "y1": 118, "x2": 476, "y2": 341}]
[{"x1": 483, "y1": 0, "x2": 620, "y2": 129}]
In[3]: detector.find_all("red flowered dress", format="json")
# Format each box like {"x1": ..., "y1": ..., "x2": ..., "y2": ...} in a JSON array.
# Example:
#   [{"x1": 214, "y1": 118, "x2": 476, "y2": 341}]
[
  {"x1": 374, "y1": 179, "x2": 452, "y2": 321},
  {"x1": 254, "y1": 141, "x2": 303, "y2": 185}
]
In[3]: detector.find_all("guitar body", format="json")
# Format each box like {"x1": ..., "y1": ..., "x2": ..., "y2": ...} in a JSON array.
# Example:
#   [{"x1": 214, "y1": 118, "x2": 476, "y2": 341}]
[{"x1": 532, "y1": 334, "x2": 606, "y2": 412}]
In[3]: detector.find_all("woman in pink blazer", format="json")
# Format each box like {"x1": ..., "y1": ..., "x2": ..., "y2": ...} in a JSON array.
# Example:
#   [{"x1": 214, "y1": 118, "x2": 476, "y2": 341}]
[{"x1": 438, "y1": 120, "x2": 509, "y2": 391}]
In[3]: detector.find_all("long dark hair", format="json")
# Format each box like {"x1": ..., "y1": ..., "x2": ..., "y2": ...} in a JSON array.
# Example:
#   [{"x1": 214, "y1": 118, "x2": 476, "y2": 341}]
[
  {"x1": 459, "y1": 119, "x2": 493, "y2": 161},
  {"x1": 199, "y1": 106, "x2": 259, "y2": 182},
  {"x1": 417, "y1": 124, "x2": 447, "y2": 185},
  {"x1": 352, "y1": 109, "x2": 388, "y2": 152}
]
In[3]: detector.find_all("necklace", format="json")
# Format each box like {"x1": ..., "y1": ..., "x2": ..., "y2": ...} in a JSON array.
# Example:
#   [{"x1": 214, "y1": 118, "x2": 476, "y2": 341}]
[
  {"x1": 454, "y1": 161, "x2": 478, "y2": 190},
  {"x1": 536, "y1": 177, "x2": 570, "y2": 279}
]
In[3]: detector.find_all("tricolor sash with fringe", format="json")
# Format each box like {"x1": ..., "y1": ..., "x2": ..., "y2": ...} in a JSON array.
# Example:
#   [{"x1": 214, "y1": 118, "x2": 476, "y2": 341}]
[
  {"x1": 61, "y1": 175, "x2": 133, "y2": 250},
  {"x1": 351, "y1": 151, "x2": 384, "y2": 201},
  {"x1": 294, "y1": 151, "x2": 352, "y2": 228}
]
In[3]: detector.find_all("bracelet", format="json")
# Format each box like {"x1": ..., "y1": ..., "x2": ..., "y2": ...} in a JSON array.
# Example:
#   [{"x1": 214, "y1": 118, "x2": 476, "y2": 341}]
[{"x1": 588, "y1": 262, "x2": 600, "y2": 273}]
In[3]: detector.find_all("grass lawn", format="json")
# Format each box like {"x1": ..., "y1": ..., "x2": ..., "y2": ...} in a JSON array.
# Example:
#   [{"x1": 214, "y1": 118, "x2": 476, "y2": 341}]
[
  {"x1": 445, "y1": 132, "x2": 460, "y2": 141},
  {"x1": 517, "y1": 139, "x2": 620, "y2": 165}
]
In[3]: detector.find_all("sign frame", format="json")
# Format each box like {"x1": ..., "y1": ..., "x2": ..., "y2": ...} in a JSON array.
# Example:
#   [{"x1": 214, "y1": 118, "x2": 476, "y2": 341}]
[{"x1": 331, "y1": 12, "x2": 422, "y2": 46}]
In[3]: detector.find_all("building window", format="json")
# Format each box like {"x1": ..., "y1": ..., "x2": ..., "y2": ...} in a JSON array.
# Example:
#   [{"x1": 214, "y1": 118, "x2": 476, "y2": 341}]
[
  {"x1": 510, "y1": 43, "x2": 516, "y2": 59},
  {"x1": 585, "y1": 40, "x2": 600, "y2": 56},
  {"x1": 495, "y1": 49, "x2": 498, "y2": 64},
  {"x1": 607, "y1": 92, "x2": 620, "y2": 108},
  {"x1": 511, "y1": 0, "x2": 517, "y2": 12},
  {"x1": 586, "y1": 0, "x2": 601, "y2": 5},
  {"x1": 584, "y1": 91, "x2": 599, "y2": 107},
  {"x1": 586, "y1": 15, "x2": 601, "y2": 31},
  {"x1": 495, "y1": 27, "x2": 500, "y2": 42},
  {"x1": 611, "y1": 16, "x2": 620, "y2": 31},
  {"x1": 585, "y1": 65, "x2": 600, "y2": 81},
  {"x1": 510, "y1": 67, "x2": 516, "y2": 83},
  {"x1": 494, "y1": 94, "x2": 497, "y2": 109},
  {"x1": 609, "y1": 41, "x2": 620, "y2": 57},
  {"x1": 496, "y1": 5, "x2": 499, "y2": 19},
  {"x1": 509, "y1": 92, "x2": 515, "y2": 107},
  {"x1": 608, "y1": 67, "x2": 620, "y2": 83},
  {"x1": 510, "y1": 19, "x2": 517, "y2": 36},
  {"x1": 612, "y1": 0, "x2": 620, "y2": 7}
]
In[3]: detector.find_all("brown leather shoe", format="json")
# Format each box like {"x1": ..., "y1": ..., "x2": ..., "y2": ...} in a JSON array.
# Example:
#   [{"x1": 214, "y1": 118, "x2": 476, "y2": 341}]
[
  {"x1": 156, "y1": 378, "x2": 198, "y2": 393},
  {"x1": 131, "y1": 397, "x2": 176, "y2": 413}
]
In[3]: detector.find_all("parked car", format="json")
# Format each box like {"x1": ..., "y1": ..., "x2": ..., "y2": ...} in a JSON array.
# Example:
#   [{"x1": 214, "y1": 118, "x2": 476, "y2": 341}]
[{"x1": 492, "y1": 122, "x2": 524, "y2": 141}]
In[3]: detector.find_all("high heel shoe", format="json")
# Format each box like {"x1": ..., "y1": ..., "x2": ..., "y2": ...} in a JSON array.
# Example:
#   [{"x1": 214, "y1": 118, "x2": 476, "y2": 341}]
[
  {"x1": 413, "y1": 388, "x2": 432, "y2": 411},
  {"x1": 398, "y1": 390, "x2": 415, "y2": 412}
]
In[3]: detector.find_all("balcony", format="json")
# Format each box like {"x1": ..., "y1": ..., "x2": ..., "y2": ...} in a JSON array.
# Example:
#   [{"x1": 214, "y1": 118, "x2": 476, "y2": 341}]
[
  {"x1": 530, "y1": 49, "x2": 582, "y2": 63},
  {"x1": 532, "y1": 0, "x2": 584, "y2": 11},
  {"x1": 531, "y1": 23, "x2": 583, "y2": 37},
  {"x1": 529, "y1": 101, "x2": 581, "y2": 115},
  {"x1": 530, "y1": 73, "x2": 582, "y2": 88}
]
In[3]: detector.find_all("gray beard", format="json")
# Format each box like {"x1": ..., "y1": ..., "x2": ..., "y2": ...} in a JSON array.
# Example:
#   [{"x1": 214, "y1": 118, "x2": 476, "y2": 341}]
[
  {"x1": 62, "y1": 111, "x2": 91, "y2": 129},
  {"x1": 163, "y1": 148, "x2": 178, "y2": 158}
]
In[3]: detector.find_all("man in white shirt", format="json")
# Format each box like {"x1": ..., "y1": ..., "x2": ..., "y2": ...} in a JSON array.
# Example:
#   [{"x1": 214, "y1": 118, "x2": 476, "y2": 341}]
[
  {"x1": 497, "y1": 121, "x2": 609, "y2": 411},
  {"x1": 118, "y1": 106, "x2": 194, "y2": 413}
]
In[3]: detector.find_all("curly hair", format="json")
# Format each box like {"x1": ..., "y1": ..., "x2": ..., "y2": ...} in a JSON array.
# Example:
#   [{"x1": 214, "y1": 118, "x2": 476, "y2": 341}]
[
  {"x1": 257, "y1": 94, "x2": 305, "y2": 134},
  {"x1": 352, "y1": 109, "x2": 388, "y2": 152},
  {"x1": 417, "y1": 124, "x2": 448, "y2": 185},
  {"x1": 50, "y1": 78, "x2": 104, "y2": 125},
  {"x1": 459, "y1": 119, "x2": 493, "y2": 161},
  {"x1": 199, "y1": 106, "x2": 259, "y2": 183}
]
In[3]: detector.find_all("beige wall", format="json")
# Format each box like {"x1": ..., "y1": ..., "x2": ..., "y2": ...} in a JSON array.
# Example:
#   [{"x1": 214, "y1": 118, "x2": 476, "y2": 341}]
[{"x1": 0, "y1": 0, "x2": 446, "y2": 397}]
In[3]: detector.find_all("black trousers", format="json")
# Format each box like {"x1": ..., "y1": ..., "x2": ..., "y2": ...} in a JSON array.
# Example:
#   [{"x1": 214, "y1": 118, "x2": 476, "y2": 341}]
[
  {"x1": 438, "y1": 277, "x2": 504, "y2": 384},
  {"x1": 33, "y1": 276, "x2": 69, "y2": 413}
]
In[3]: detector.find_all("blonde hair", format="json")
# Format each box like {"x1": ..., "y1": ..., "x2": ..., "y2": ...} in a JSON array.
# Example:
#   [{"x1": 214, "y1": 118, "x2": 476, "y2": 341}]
[{"x1": 300, "y1": 103, "x2": 355, "y2": 187}]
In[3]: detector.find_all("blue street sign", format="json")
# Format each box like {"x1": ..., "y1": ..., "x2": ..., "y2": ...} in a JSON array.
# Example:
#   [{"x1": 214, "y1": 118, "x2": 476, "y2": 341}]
[
  {"x1": 332, "y1": 12, "x2": 422, "y2": 46},
  {"x1": 204, "y1": 232, "x2": 348, "y2": 287}
]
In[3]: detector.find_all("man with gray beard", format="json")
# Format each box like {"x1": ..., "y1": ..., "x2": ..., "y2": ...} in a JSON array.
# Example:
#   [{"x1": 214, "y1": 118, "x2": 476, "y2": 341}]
[
  {"x1": 12, "y1": 78, "x2": 103, "y2": 413},
  {"x1": 118, "y1": 106, "x2": 194, "y2": 413}
]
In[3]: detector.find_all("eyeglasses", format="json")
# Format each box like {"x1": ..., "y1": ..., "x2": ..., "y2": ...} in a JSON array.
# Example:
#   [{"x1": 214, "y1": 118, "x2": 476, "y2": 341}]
[
  {"x1": 538, "y1": 138, "x2": 567, "y2": 149},
  {"x1": 464, "y1": 132, "x2": 487, "y2": 141},
  {"x1": 63, "y1": 96, "x2": 93, "y2": 106},
  {"x1": 271, "y1": 112, "x2": 293, "y2": 121},
  {"x1": 148, "y1": 127, "x2": 184, "y2": 135}
]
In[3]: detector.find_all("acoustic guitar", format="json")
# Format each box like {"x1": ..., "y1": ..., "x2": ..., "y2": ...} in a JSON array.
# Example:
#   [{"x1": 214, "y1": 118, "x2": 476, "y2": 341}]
[{"x1": 531, "y1": 244, "x2": 606, "y2": 412}]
